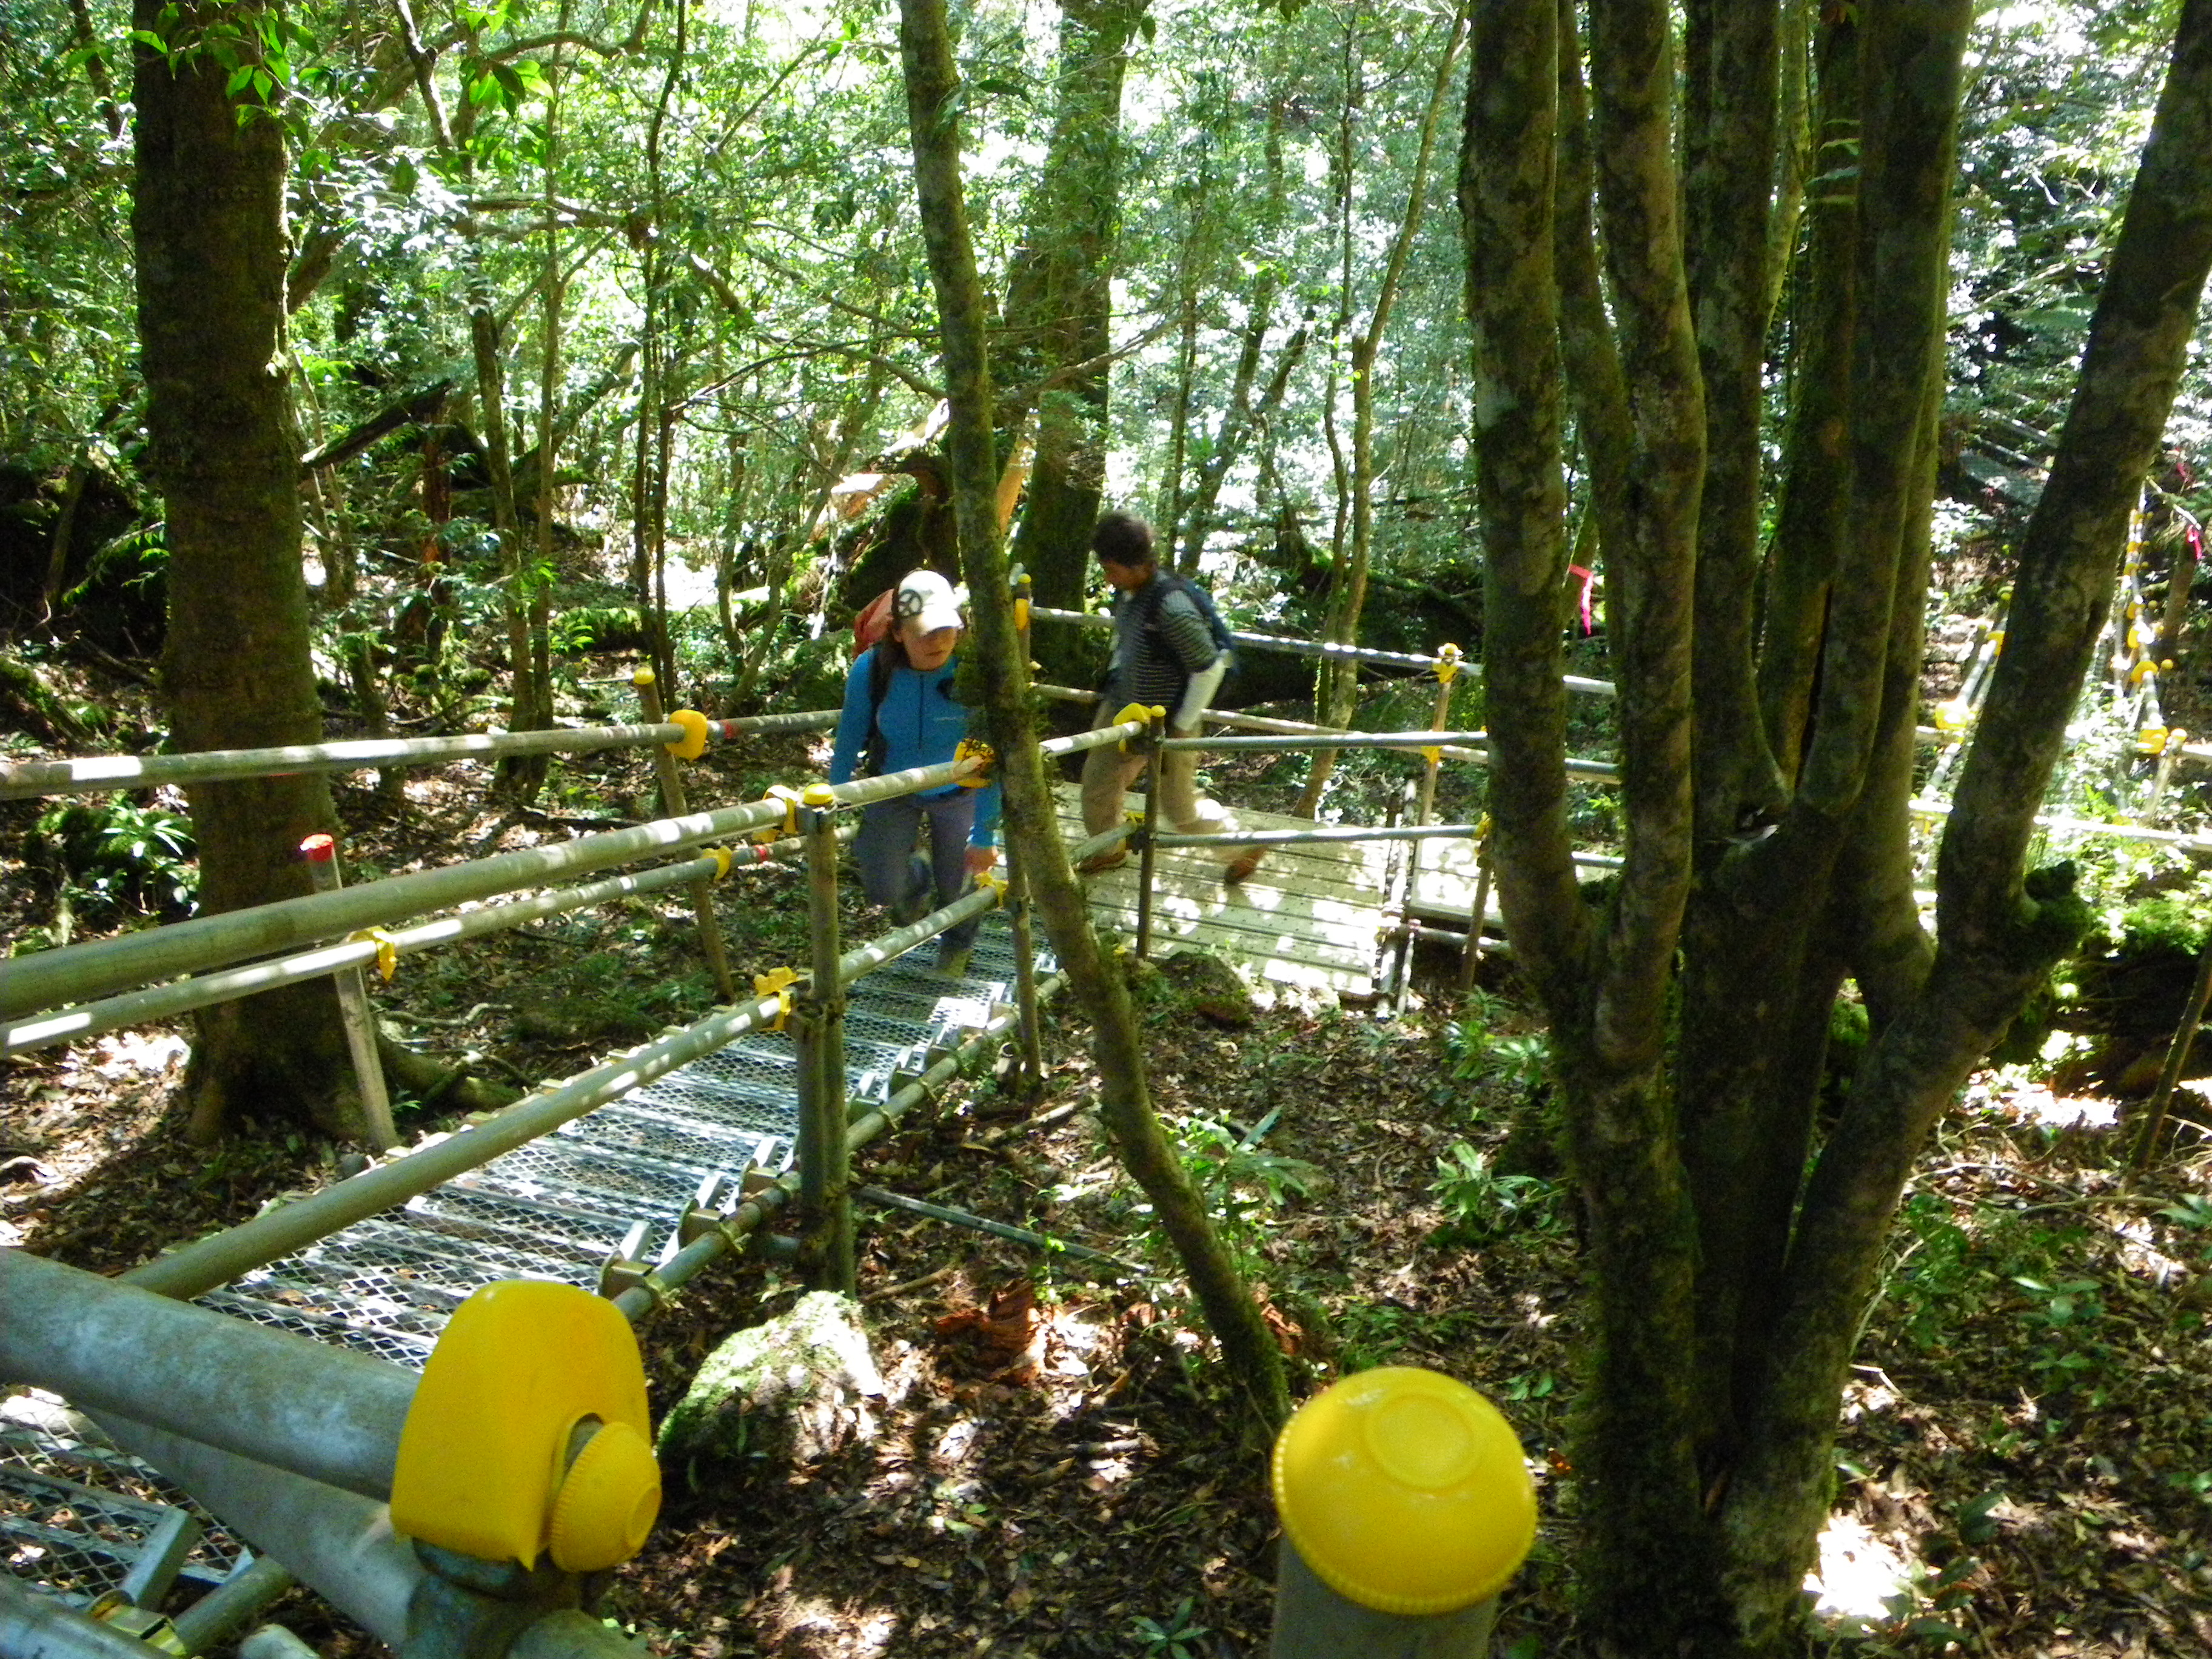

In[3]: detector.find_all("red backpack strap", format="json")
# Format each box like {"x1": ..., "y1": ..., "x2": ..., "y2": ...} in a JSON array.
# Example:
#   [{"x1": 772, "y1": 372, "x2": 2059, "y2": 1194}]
[{"x1": 851, "y1": 587, "x2": 897, "y2": 657}]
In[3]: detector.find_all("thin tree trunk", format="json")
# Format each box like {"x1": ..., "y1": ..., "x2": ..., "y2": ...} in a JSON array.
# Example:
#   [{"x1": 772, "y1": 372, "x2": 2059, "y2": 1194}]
[
  {"x1": 897, "y1": 0, "x2": 1288, "y2": 1435},
  {"x1": 1295, "y1": 8, "x2": 1469, "y2": 816}
]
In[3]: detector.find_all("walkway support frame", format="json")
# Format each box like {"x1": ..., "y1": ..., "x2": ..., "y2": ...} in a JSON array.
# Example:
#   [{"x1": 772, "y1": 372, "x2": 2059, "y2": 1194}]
[
  {"x1": 797, "y1": 785, "x2": 855, "y2": 1293},
  {"x1": 632, "y1": 669, "x2": 738, "y2": 1002}
]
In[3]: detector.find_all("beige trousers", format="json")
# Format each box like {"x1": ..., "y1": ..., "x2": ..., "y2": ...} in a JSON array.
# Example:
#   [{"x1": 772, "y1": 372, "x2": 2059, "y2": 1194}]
[{"x1": 1078, "y1": 704, "x2": 1241, "y2": 857}]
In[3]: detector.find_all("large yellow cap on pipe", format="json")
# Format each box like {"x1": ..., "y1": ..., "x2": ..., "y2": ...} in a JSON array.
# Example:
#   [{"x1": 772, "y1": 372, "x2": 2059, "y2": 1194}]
[
  {"x1": 549, "y1": 1420, "x2": 662, "y2": 1572},
  {"x1": 1272, "y1": 1367, "x2": 1535, "y2": 1615}
]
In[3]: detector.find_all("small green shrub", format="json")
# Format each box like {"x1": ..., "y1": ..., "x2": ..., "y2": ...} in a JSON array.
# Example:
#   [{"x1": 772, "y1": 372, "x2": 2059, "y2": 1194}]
[{"x1": 35, "y1": 799, "x2": 198, "y2": 917}]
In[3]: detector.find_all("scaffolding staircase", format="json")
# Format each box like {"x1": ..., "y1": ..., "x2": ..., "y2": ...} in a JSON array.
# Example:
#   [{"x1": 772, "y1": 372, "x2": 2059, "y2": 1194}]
[{"x1": 1, "y1": 913, "x2": 1044, "y2": 1624}]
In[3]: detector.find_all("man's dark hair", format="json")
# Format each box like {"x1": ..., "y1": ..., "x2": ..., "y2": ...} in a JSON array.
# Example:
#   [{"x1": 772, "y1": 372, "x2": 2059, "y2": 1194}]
[{"x1": 1091, "y1": 511, "x2": 1155, "y2": 569}]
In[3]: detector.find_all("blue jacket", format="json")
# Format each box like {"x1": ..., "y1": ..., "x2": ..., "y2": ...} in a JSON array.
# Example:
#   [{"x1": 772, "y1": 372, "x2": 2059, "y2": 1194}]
[{"x1": 828, "y1": 649, "x2": 1002, "y2": 846}]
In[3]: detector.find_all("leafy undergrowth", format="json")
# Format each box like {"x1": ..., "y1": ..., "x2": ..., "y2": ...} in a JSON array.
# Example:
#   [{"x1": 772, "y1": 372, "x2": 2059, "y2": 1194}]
[{"x1": 6, "y1": 725, "x2": 2212, "y2": 1657}]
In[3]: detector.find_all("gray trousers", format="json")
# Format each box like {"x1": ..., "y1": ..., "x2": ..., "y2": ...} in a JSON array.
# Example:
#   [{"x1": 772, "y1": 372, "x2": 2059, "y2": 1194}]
[{"x1": 852, "y1": 791, "x2": 980, "y2": 948}]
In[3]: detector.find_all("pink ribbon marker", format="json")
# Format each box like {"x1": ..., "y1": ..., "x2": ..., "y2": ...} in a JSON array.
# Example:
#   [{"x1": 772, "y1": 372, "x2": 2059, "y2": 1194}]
[{"x1": 1567, "y1": 565, "x2": 1598, "y2": 635}]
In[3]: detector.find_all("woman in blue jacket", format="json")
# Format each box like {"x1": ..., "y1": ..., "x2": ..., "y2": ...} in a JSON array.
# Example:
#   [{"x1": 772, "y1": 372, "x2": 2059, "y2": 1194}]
[{"x1": 828, "y1": 570, "x2": 1000, "y2": 976}]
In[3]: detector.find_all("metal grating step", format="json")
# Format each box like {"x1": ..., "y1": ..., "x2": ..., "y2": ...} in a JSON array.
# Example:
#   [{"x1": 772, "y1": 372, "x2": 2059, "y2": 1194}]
[
  {"x1": 0, "y1": 1418, "x2": 245, "y2": 1604},
  {"x1": 3, "y1": 907, "x2": 1056, "y2": 1610}
]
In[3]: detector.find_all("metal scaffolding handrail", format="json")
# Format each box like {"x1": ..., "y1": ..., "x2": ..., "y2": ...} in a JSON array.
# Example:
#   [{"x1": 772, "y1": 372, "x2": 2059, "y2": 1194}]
[
  {"x1": 0, "y1": 708, "x2": 842, "y2": 801},
  {"x1": 2, "y1": 719, "x2": 1138, "y2": 1022},
  {"x1": 1035, "y1": 684, "x2": 1624, "y2": 782},
  {"x1": 2, "y1": 835, "x2": 832, "y2": 1057},
  {"x1": 1028, "y1": 603, "x2": 1617, "y2": 695}
]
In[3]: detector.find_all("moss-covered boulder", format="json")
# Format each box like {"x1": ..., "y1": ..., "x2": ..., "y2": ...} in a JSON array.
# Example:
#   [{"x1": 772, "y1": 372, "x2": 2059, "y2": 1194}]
[{"x1": 656, "y1": 1292, "x2": 883, "y2": 1475}]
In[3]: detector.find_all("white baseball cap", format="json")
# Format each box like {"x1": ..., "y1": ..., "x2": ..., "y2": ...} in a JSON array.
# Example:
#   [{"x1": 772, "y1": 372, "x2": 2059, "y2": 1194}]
[{"x1": 894, "y1": 569, "x2": 964, "y2": 635}]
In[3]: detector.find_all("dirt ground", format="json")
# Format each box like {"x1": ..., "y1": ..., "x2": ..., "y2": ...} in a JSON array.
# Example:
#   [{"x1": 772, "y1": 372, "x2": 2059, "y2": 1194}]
[{"x1": 7, "y1": 678, "x2": 2212, "y2": 1658}]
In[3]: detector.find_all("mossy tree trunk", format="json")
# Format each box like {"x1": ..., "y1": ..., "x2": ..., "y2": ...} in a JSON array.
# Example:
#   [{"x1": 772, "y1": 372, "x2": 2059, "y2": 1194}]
[
  {"x1": 1001, "y1": 0, "x2": 1145, "y2": 686},
  {"x1": 1461, "y1": 0, "x2": 2212, "y2": 1651},
  {"x1": 897, "y1": 0, "x2": 1289, "y2": 1436},
  {"x1": 132, "y1": 0, "x2": 364, "y2": 1143}
]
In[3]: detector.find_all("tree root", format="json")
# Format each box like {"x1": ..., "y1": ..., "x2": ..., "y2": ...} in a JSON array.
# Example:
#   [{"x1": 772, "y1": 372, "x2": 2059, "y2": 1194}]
[{"x1": 375, "y1": 1034, "x2": 523, "y2": 1117}]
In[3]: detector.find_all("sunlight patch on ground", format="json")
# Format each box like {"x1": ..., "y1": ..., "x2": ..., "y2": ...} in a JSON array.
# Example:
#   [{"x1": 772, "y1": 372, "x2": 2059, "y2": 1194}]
[
  {"x1": 90, "y1": 1031, "x2": 187, "y2": 1079},
  {"x1": 1997, "y1": 1082, "x2": 2117, "y2": 1130},
  {"x1": 1805, "y1": 1512, "x2": 1922, "y2": 1634}
]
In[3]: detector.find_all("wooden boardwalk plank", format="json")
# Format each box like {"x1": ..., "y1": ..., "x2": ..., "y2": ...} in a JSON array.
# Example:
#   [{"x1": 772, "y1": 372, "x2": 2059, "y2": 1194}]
[{"x1": 1053, "y1": 786, "x2": 1389, "y2": 996}]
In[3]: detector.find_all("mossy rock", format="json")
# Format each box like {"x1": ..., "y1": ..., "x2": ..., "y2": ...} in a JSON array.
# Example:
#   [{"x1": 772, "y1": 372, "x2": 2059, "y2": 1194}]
[
  {"x1": 1158, "y1": 949, "x2": 1256, "y2": 1027},
  {"x1": 657, "y1": 1291, "x2": 883, "y2": 1473}
]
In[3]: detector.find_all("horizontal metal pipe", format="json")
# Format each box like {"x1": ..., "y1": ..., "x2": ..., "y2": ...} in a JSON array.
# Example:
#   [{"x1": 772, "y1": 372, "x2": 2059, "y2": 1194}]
[
  {"x1": 0, "y1": 724, "x2": 686, "y2": 801},
  {"x1": 1027, "y1": 605, "x2": 1626, "y2": 692},
  {"x1": 704, "y1": 708, "x2": 839, "y2": 737},
  {"x1": 124, "y1": 991, "x2": 784, "y2": 1300},
  {"x1": 1034, "y1": 686, "x2": 1622, "y2": 782},
  {"x1": 1, "y1": 729, "x2": 1113, "y2": 1019},
  {"x1": 1153, "y1": 823, "x2": 1491, "y2": 848},
  {"x1": 0, "y1": 1568, "x2": 176, "y2": 1659},
  {"x1": 90, "y1": 1417, "x2": 416, "y2": 1650},
  {"x1": 1908, "y1": 797, "x2": 2212, "y2": 854},
  {"x1": 0, "y1": 1250, "x2": 414, "y2": 1501},
  {"x1": 5, "y1": 833, "x2": 832, "y2": 1058},
  {"x1": 170, "y1": 1557, "x2": 299, "y2": 1655},
  {"x1": 1162, "y1": 731, "x2": 1498, "y2": 752},
  {"x1": 853, "y1": 1185, "x2": 1141, "y2": 1276}
]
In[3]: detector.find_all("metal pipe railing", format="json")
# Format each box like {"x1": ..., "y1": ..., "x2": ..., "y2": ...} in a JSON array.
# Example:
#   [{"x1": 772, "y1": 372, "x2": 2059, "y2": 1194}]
[
  {"x1": 4, "y1": 840, "x2": 822, "y2": 1057},
  {"x1": 2, "y1": 723, "x2": 1138, "y2": 1021},
  {"x1": 1028, "y1": 604, "x2": 1616, "y2": 694},
  {"x1": 1, "y1": 724, "x2": 683, "y2": 802},
  {"x1": 0, "y1": 1251, "x2": 415, "y2": 1500},
  {"x1": 1162, "y1": 730, "x2": 1497, "y2": 752},
  {"x1": 0, "y1": 708, "x2": 846, "y2": 802},
  {"x1": 120, "y1": 987, "x2": 786, "y2": 1299},
  {"x1": 1034, "y1": 686, "x2": 1623, "y2": 781}
]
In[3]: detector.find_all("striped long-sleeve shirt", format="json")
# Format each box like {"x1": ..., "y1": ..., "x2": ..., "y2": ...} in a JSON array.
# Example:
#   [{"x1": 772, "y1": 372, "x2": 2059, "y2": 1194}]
[{"x1": 1105, "y1": 576, "x2": 1229, "y2": 726}]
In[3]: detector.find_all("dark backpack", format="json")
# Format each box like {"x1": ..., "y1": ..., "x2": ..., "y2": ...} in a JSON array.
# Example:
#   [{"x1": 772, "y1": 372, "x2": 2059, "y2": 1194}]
[{"x1": 1136, "y1": 574, "x2": 1238, "y2": 704}]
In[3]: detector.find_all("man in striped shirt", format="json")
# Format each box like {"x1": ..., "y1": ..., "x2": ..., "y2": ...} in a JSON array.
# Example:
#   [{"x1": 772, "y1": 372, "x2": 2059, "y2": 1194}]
[{"x1": 1076, "y1": 512, "x2": 1262, "y2": 884}]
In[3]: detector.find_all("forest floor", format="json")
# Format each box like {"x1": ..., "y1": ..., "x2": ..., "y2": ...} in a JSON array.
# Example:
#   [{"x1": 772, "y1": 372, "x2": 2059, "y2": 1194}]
[{"x1": 7, "y1": 660, "x2": 2212, "y2": 1658}]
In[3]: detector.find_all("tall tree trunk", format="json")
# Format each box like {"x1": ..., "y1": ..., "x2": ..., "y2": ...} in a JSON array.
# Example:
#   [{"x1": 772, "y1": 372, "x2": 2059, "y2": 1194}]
[
  {"x1": 1000, "y1": 0, "x2": 1146, "y2": 686},
  {"x1": 1473, "y1": 1, "x2": 2212, "y2": 1652},
  {"x1": 1294, "y1": 8, "x2": 1469, "y2": 816},
  {"x1": 897, "y1": 0, "x2": 1288, "y2": 1435},
  {"x1": 133, "y1": 0, "x2": 361, "y2": 1144}
]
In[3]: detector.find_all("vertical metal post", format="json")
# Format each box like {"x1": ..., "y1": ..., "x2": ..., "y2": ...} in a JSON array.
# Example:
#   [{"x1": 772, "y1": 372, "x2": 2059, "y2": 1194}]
[
  {"x1": 1271, "y1": 1543, "x2": 1498, "y2": 1658},
  {"x1": 299, "y1": 835, "x2": 398, "y2": 1152},
  {"x1": 1006, "y1": 838, "x2": 1045, "y2": 1096},
  {"x1": 1268, "y1": 1367, "x2": 1530, "y2": 1659},
  {"x1": 632, "y1": 668, "x2": 739, "y2": 1002},
  {"x1": 1396, "y1": 647, "x2": 1462, "y2": 1016},
  {"x1": 1135, "y1": 710, "x2": 1164, "y2": 960},
  {"x1": 796, "y1": 784, "x2": 854, "y2": 1293},
  {"x1": 1459, "y1": 817, "x2": 1494, "y2": 994}
]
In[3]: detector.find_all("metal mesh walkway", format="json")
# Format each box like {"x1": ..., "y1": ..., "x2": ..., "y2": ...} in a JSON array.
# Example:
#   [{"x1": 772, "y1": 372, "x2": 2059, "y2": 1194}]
[{"x1": 3, "y1": 912, "x2": 1045, "y2": 1616}]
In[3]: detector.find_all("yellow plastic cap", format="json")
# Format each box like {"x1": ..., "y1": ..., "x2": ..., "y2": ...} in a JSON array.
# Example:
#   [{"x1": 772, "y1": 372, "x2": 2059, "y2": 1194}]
[
  {"x1": 549, "y1": 1420, "x2": 663, "y2": 1572},
  {"x1": 802, "y1": 782, "x2": 837, "y2": 808},
  {"x1": 1272, "y1": 1367, "x2": 1535, "y2": 1615},
  {"x1": 392, "y1": 1281, "x2": 655, "y2": 1569},
  {"x1": 665, "y1": 708, "x2": 709, "y2": 760}
]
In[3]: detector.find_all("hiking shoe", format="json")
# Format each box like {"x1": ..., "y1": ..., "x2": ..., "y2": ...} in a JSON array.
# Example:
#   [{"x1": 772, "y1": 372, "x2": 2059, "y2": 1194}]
[
  {"x1": 933, "y1": 942, "x2": 974, "y2": 979},
  {"x1": 1075, "y1": 848, "x2": 1129, "y2": 875},
  {"x1": 1223, "y1": 848, "x2": 1265, "y2": 885}
]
